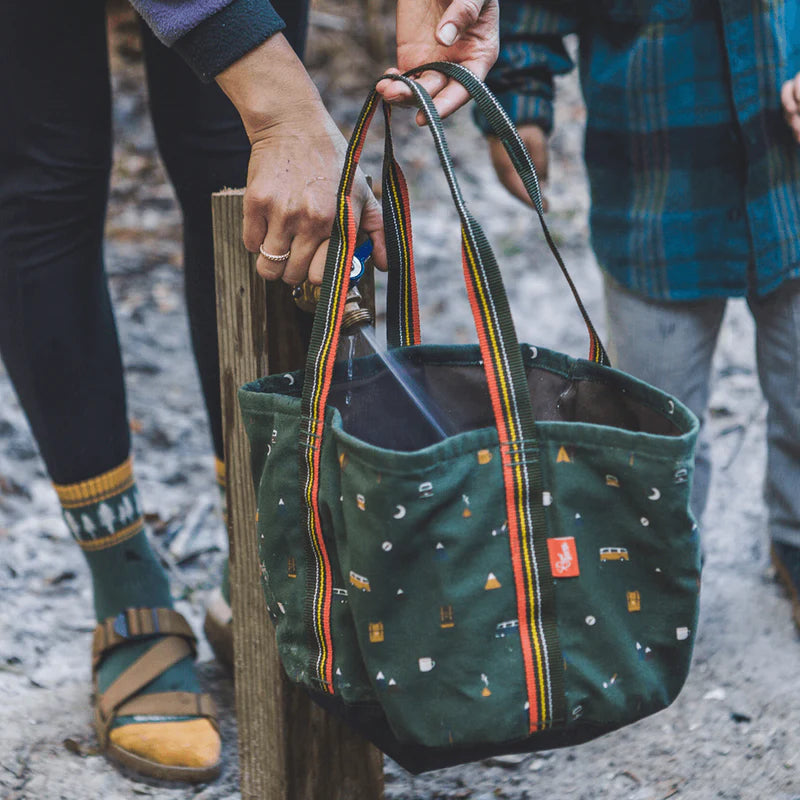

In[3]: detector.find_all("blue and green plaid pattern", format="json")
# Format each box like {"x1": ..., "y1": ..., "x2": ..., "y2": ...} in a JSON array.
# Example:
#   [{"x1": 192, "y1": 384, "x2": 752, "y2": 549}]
[{"x1": 478, "y1": 0, "x2": 800, "y2": 301}]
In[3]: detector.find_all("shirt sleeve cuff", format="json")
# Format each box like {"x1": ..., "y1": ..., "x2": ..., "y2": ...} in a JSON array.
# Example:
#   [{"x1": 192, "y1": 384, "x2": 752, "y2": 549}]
[
  {"x1": 173, "y1": 0, "x2": 286, "y2": 82},
  {"x1": 473, "y1": 89, "x2": 554, "y2": 137}
]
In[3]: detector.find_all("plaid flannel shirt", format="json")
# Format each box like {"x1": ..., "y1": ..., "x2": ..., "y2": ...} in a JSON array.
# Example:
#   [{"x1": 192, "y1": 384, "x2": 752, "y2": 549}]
[{"x1": 480, "y1": 0, "x2": 800, "y2": 300}]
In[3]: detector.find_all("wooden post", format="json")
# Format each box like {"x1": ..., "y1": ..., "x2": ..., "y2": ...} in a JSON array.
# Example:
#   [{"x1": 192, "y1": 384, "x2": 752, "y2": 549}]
[{"x1": 212, "y1": 189, "x2": 384, "y2": 800}]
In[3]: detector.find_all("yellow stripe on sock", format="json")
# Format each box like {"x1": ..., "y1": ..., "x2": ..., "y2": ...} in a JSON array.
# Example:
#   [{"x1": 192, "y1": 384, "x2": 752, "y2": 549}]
[
  {"x1": 53, "y1": 457, "x2": 135, "y2": 509},
  {"x1": 77, "y1": 518, "x2": 144, "y2": 552},
  {"x1": 214, "y1": 458, "x2": 226, "y2": 489}
]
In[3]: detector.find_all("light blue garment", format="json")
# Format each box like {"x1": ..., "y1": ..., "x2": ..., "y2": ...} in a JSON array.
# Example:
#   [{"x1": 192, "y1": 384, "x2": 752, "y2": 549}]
[{"x1": 604, "y1": 276, "x2": 800, "y2": 548}]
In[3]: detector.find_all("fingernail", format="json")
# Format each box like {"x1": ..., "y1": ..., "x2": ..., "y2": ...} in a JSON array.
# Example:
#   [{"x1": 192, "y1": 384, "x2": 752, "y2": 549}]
[{"x1": 438, "y1": 22, "x2": 458, "y2": 46}]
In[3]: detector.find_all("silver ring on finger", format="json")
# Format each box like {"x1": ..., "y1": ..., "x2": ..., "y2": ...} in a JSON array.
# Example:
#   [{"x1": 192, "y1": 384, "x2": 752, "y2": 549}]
[{"x1": 259, "y1": 244, "x2": 291, "y2": 262}]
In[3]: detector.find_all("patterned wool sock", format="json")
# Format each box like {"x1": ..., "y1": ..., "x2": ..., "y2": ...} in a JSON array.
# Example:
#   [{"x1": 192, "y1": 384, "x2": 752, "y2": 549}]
[{"x1": 55, "y1": 457, "x2": 219, "y2": 769}]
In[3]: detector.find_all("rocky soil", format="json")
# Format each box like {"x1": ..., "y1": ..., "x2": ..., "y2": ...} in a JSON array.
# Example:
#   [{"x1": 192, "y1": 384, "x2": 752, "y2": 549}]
[{"x1": 1, "y1": 5, "x2": 798, "y2": 800}]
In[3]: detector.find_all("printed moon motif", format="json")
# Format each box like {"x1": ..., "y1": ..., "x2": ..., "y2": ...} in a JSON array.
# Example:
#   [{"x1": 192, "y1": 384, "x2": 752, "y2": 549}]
[
  {"x1": 648, "y1": 487, "x2": 661, "y2": 501},
  {"x1": 393, "y1": 505, "x2": 406, "y2": 519},
  {"x1": 283, "y1": 373, "x2": 295, "y2": 386}
]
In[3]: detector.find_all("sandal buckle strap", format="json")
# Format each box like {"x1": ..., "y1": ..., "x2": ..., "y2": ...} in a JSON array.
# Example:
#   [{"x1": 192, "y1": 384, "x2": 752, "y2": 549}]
[{"x1": 93, "y1": 607, "x2": 196, "y2": 667}]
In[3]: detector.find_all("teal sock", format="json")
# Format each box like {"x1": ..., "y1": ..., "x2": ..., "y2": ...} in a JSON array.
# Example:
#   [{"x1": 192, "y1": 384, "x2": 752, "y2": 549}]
[{"x1": 55, "y1": 459, "x2": 200, "y2": 727}]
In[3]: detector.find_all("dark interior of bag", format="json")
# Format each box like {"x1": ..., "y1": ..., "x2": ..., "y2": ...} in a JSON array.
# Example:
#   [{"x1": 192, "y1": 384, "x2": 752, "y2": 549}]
[{"x1": 326, "y1": 359, "x2": 683, "y2": 452}]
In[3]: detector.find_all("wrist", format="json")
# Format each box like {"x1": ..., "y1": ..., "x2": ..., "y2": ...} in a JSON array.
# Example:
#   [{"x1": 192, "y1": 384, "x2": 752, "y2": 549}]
[{"x1": 216, "y1": 34, "x2": 326, "y2": 139}]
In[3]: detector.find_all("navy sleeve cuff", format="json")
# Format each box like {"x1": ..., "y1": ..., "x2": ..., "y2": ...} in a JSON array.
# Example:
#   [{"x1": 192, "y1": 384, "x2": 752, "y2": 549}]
[{"x1": 173, "y1": 0, "x2": 286, "y2": 82}]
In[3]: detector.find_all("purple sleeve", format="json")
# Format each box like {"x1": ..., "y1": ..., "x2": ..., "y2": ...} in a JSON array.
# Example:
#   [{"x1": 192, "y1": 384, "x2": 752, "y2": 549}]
[
  {"x1": 130, "y1": 0, "x2": 269, "y2": 46},
  {"x1": 130, "y1": 0, "x2": 287, "y2": 80}
]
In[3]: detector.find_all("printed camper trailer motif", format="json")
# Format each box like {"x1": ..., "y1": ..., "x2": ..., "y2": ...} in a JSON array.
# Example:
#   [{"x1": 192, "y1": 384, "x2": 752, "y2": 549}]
[
  {"x1": 332, "y1": 587, "x2": 349, "y2": 604},
  {"x1": 495, "y1": 619, "x2": 519, "y2": 638},
  {"x1": 674, "y1": 467, "x2": 689, "y2": 484},
  {"x1": 349, "y1": 570, "x2": 371, "y2": 592},
  {"x1": 600, "y1": 546, "x2": 629, "y2": 562}
]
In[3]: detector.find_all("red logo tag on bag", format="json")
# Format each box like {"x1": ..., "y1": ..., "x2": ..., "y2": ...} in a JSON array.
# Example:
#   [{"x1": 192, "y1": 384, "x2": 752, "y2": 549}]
[{"x1": 548, "y1": 537, "x2": 580, "y2": 578}]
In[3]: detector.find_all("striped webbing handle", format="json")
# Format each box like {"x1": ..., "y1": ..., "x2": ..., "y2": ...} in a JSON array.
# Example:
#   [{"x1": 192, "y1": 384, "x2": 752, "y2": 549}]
[
  {"x1": 382, "y1": 102, "x2": 422, "y2": 348},
  {"x1": 384, "y1": 62, "x2": 609, "y2": 365},
  {"x1": 299, "y1": 74, "x2": 566, "y2": 732}
]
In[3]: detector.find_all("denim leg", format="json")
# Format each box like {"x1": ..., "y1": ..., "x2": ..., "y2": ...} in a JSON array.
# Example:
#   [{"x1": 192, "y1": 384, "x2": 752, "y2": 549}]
[
  {"x1": 603, "y1": 276, "x2": 726, "y2": 523},
  {"x1": 748, "y1": 280, "x2": 800, "y2": 549}
]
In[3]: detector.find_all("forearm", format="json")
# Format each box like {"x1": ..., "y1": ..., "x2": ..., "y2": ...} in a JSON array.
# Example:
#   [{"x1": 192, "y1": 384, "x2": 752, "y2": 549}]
[{"x1": 215, "y1": 33, "x2": 327, "y2": 139}]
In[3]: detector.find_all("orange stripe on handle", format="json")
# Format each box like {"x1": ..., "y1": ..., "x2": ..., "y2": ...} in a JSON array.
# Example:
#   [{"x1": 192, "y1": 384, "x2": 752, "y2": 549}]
[
  {"x1": 309, "y1": 417, "x2": 335, "y2": 689},
  {"x1": 311, "y1": 204, "x2": 358, "y2": 691},
  {"x1": 394, "y1": 163, "x2": 421, "y2": 346},
  {"x1": 460, "y1": 245, "x2": 543, "y2": 729},
  {"x1": 303, "y1": 94, "x2": 376, "y2": 690}
]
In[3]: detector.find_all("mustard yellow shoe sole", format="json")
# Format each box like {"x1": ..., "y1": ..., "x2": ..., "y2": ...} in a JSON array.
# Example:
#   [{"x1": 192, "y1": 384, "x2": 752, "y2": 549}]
[{"x1": 105, "y1": 719, "x2": 221, "y2": 783}]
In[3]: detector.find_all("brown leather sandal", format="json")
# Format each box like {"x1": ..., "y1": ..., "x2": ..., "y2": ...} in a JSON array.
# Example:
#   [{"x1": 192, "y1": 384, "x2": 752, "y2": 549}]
[{"x1": 93, "y1": 607, "x2": 221, "y2": 783}]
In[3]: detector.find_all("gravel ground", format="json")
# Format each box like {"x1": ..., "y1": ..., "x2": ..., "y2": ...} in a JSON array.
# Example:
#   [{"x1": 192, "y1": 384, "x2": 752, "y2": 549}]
[{"x1": 1, "y1": 7, "x2": 798, "y2": 800}]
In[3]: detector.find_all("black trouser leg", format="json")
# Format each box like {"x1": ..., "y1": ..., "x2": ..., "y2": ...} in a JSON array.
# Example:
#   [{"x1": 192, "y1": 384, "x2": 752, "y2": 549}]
[
  {"x1": 140, "y1": 0, "x2": 310, "y2": 461},
  {"x1": 0, "y1": 1, "x2": 128, "y2": 484}
]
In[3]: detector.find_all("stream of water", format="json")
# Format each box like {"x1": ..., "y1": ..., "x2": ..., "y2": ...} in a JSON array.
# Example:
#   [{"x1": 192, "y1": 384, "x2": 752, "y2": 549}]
[{"x1": 355, "y1": 325, "x2": 452, "y2": 441}]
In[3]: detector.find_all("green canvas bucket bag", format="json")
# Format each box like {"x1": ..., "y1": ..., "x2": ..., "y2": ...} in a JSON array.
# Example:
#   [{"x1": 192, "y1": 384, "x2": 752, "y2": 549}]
[{"x1": 238, "y1": 63, "x2": 701, "y2": 774}]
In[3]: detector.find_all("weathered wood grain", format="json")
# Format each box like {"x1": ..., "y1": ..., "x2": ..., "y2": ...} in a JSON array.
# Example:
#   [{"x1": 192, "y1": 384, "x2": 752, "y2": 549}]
[{"x1": 212, "y1": 189, "x2": 383, "y2": 800}]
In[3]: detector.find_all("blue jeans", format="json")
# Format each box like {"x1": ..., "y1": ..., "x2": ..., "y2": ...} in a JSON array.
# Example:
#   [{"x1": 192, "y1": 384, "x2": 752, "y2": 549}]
[{"x1": 604, "y1": 276, "x2": 800, "y2": 549}]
